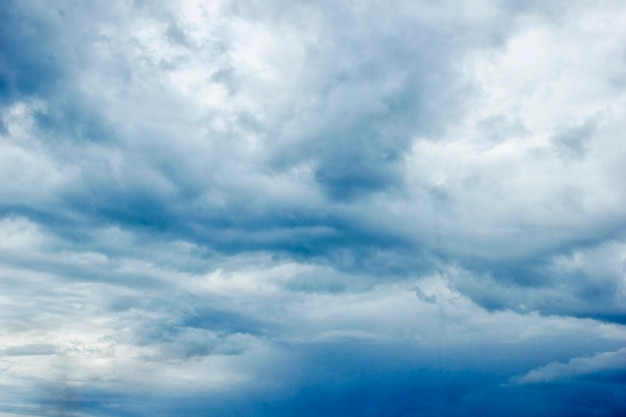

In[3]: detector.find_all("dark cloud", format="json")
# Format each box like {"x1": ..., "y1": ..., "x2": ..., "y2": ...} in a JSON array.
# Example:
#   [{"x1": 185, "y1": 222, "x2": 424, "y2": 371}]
[{"x1": 0, "y1": 1, "x2": 65, "y2": 102}]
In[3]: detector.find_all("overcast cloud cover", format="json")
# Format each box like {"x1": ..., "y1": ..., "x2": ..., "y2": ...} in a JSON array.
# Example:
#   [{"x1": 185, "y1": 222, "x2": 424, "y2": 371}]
[{"x1": 1, "y1": 0, "x2": 626, "y2": 415}]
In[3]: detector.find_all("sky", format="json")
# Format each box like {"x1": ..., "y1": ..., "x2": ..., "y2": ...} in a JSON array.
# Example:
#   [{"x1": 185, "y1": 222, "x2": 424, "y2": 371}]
[{"x1": 1, "y1": 0, "x2": 626, "y2": 415}]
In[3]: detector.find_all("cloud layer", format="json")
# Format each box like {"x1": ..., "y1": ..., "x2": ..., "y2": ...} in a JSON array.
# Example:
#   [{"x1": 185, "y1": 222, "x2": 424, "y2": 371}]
[{"x1": 1, "y1": 0, "x2": 626, "y2": 415}]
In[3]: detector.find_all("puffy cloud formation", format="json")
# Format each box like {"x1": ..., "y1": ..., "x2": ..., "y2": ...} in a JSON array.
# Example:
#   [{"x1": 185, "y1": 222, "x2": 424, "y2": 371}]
[{"x1": 1, "y1": 0, "x2": 626, "y2": 416}]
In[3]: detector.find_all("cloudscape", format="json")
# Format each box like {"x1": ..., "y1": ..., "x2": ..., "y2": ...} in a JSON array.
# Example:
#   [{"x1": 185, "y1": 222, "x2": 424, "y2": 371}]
[{"x1": 1, "y1": 0, "x2": 626, "y2": 416}]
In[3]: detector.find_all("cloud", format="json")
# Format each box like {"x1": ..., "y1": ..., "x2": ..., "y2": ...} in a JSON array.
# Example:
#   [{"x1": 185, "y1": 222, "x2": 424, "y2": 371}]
[
  {"x1": 447, "y1": 239, "x2": 626, "y2": 322},
  {"x1": 2, "y1": 0, "x2": 626, "y2": 416},
  {"x1": 513, "y1": 347, "x2": 626, "y2": 385}
]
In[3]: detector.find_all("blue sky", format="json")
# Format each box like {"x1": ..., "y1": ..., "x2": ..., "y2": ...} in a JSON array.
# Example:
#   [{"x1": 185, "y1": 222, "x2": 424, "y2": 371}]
[{"x1": 1, "y1": 0, "x2": 626, "y2": 415}]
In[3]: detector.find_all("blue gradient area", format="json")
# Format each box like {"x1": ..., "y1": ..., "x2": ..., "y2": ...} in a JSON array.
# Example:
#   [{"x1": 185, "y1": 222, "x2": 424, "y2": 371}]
[{"x1": 28, "y1": 341, "x2": 626, "y2": 416}]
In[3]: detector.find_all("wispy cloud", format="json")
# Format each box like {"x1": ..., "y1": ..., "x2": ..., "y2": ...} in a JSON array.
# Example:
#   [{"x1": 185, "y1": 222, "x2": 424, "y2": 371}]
[{"x1": 512, "y1": 347, "x2": 626, "y2": 384}]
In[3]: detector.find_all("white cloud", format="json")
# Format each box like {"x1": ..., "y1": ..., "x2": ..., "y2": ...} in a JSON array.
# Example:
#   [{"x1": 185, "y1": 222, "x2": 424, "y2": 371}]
[{"x1": 513, "y1": 347, "x2": 626, "y2": 384}]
